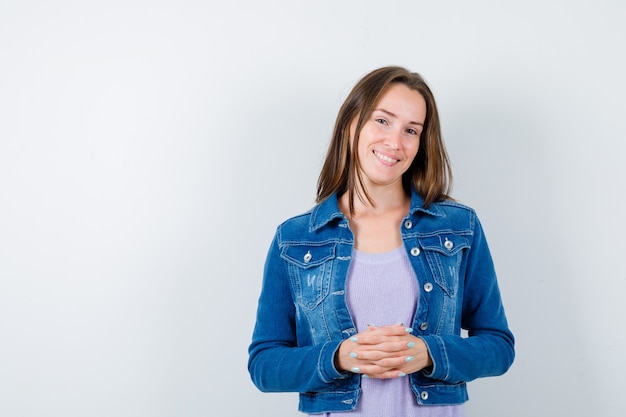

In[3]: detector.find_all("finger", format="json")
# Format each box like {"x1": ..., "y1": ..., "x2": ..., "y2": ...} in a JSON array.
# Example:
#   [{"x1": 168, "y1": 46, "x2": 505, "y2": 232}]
[
  {"x1": 352, "y1": 364, "x2": 395, "y2": 377},
  {"x1": 375, "y1": 325, "x2": 414, "y2": 336},
  {"x1": 359, "y1": 367, "x2": 407, "y2": 379},
  {"x1": 373, "y1": 354, "x2": 414, "y2": 368},
  {"x1": 351, "y1": 350, "x2": 389, "y2": 361},
  {"x1": 372, "y1": 369, "x2": 408, "y2": 379},
  {"x1": 353, "y1": 332, "x2": 412, "y2": 347},
  {"x1": 355, "y1": 340, "x2": 413, "y2": 357},
  {"x1": 359, "y1": 326, "x2": 413, "y2": 342}
]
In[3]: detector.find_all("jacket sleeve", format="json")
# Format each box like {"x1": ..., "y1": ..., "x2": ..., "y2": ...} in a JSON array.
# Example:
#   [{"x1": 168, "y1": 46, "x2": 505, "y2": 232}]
[
  {"x1": 247, "y1": 230, "x2": 350, "y2": 393},
  {"x1": 420, "y1": 213, "x2": 515, "y2": 383}
]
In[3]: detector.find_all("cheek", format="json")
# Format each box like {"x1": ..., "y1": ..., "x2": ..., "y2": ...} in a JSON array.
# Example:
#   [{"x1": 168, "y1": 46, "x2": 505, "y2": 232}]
[
  {"x1": 354, "y1": 127, "x2": 373, "y2": 156},
  {"x1": 357, "y1": 139, "x2": 370, "y2": 161},
  {"x1": 407, "y1": 139, "x2": 420, "y2": 158}
]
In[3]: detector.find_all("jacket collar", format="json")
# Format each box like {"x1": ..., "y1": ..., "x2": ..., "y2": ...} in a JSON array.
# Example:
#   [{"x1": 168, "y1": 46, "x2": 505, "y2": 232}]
[{"x1": 310, "y1": 190, "x2": 445, "y2": 231}]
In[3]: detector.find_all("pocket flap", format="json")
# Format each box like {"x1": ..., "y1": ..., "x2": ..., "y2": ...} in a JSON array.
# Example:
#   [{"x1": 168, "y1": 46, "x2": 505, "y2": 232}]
[
  {"x1": 281, "y1": 243, "x2": 336, "y2": 268},
  {"x1": 419, "y1": 233, "x2": 469, "y2": 256}
]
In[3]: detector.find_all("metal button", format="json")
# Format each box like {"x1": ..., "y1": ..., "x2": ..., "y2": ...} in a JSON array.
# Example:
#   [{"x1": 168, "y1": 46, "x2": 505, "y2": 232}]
[
  {"x1": 424, "y1": 283, "x2": 433, "y2": 292},
  {"x1": 444, "y1": 238, "x2": 454, "y2": 250},
  {"x1": 420, "y1": 391, "x2": 429, "y2": 401},
  {"x1": 410, "y1": 247, "x2": 420, "y2": 256},
  {"x1": 404, "y1": 219, "x2": 413, "y2": 229},
  {"x1": 419, "y1": 322, "x2": 429, "y2": 331},
  {"x1": 303, "y1": 251, "x2": 312, "y2": 263}
]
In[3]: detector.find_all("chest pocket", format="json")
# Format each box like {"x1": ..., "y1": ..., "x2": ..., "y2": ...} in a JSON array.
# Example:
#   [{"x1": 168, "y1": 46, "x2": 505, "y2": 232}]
[
  {"x1": 419, "y1": 233, "x2": 470, "y2": 296},
  {"x1": 281, "y1": 243, "x2": 336, "y2": 310}
]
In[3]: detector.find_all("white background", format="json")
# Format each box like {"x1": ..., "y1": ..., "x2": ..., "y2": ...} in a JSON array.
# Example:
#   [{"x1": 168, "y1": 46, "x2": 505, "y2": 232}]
[{"x1": 1, "y1": 1, "x2": 625, "y2": 416}]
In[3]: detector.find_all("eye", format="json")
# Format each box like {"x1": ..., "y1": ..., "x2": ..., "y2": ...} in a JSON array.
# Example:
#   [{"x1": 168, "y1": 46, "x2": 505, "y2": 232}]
[
  {"x1": 374, "y1": 118, "x2": 388, "y2": 125},
  {"x1": 406, "y1": 128, "x2": 419, "y2": 136}
]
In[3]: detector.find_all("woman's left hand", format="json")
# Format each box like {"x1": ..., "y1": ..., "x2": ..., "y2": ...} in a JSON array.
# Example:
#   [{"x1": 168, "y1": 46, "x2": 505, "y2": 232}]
[{"x1": 342, "y1": 324, "x2": 433, "y2": 379}]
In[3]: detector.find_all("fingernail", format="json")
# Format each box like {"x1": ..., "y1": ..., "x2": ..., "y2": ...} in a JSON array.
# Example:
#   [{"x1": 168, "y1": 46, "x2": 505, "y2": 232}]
[
  {"x1": 405, "y1": 356, "x2": 414, "y2": 362},
  {"x1": 362, "y1": 374, "x2": 370, "y2": 378},
  {"x1": 350, "y1": 336, "x2": 358, "y2": 343},
  {"x1": 349, "y1": 352, "x2": 358, "y2": 359},
  {"x1": 398, "y1": 372, "x2": 406, "y2": 377},
  {"x1": 405, "y1": 327, "x2": 413, "y2": 333},
  {"x1": 351, "y1": 367, "x2": 360, "y2": 373},
  {"x1": 367, "y1": 323, "x2": 377, "y2": 327},
  {"x1": 407, "y1": 342, "x2": 415, "y2": 348}
]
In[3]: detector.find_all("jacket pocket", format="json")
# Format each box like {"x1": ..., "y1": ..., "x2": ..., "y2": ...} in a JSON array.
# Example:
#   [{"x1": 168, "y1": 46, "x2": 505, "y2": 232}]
[
  {"x1": 281, "y1": 243, "x2": 336, "y2": 310},
  {"x1": 419, "y1": 233, "x2": 470, "y2": 296}
]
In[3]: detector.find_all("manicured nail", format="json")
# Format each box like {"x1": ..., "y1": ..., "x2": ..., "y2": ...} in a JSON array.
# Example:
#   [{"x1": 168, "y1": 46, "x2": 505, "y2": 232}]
[
  {"x1": 367, "y1": 323, "x2": 377, "y2": 327},
  {"x1": 349, "y1": 352, "x2": 358, "y2": 359},
  {"x1": 405, "y1": 356, "x2": 414, "y2": 362},
  {"x1": 351, "y1": 367, "x2": 361, "y2": 373},
  {"x1": 405, "y1": 327, "x2": 413, "y2": 333},
  {"x1": 362, "y1": 374, "x2": 370, "y2": 378},
  {"x1": 350, "y1": 336, "x2": 358, "y2": 343},
  {"x1": 398, "y1": 372, "x2": 406, "y2": 377},
  {"x1": 407, "y1": 342, "x2": 415, "y2": 348}
]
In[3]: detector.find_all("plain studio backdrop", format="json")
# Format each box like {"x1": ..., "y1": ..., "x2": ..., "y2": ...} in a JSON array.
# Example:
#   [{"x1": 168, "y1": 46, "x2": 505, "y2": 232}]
[{"x1": 1, "y1": 1, "x2": 625, "y2": 416}]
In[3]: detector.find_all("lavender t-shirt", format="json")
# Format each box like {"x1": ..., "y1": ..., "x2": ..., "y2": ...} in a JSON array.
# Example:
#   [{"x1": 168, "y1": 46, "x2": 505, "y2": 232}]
[{"x1": 311, "y1": 247, "x2": 465, "y2": 417}]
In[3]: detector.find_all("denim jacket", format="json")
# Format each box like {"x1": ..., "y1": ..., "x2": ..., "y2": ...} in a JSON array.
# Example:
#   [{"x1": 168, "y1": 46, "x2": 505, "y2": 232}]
[{"x1": 248, "y1": 190, "x2": 514, "y2": 414}]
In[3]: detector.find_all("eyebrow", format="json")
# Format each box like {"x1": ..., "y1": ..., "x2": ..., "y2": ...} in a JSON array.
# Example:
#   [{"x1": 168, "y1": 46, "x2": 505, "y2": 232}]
[{"x1": 374, "y1": 108, "x2": 424, "y2": 127}]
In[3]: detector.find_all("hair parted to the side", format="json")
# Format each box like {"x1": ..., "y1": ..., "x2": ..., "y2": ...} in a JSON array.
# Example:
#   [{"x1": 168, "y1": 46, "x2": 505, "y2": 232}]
[{"x1": 316, "y1": 66, "x2": 453, "y2": 213}]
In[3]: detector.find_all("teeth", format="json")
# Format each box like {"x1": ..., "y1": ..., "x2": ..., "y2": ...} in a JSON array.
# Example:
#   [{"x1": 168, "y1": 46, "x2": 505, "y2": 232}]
[{"x1": 374, "y1": 151, "x2": 397, "y2": 163}]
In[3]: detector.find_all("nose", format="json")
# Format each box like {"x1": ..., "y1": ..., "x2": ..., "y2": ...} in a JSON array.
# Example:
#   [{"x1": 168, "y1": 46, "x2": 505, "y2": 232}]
[{"x1": 383, "y1": 127, "x2": 402, "y2": 150}]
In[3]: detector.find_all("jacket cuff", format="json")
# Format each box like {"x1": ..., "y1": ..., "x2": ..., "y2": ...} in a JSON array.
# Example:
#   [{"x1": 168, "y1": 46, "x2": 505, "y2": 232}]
[
  {"x1": 419, "y1": 335, "x2": 449, "y2": 381},
  {"x1": 318, "y1": 339, "x2": 351, "y2": 383}
]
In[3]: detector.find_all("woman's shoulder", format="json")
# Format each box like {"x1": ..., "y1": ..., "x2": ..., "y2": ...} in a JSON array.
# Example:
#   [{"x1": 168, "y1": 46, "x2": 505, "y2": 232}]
[
  {"x1": 414, "y1": 197, "x2": 480, "y2": 233},
  {"x1": 435, "y1": 198, "x2": 477, "y2": 216},
  {"x1": 277, "y1": 207, "x2": 316, "y2": 230},
  {"x1": 275, "y1": 197, "x2": 344, "y2": 241}
]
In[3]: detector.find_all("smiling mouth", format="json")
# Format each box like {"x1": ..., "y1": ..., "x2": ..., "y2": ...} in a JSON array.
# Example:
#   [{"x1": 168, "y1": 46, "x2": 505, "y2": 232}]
[{"x1": 373, "y1": 150, "x2": 399, "y2": 164}]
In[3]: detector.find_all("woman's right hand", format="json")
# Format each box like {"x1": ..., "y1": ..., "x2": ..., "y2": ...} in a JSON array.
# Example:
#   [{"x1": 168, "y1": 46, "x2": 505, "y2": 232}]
[{"x1": 335, "y1": 324, "x2": 432, "y2": 379}]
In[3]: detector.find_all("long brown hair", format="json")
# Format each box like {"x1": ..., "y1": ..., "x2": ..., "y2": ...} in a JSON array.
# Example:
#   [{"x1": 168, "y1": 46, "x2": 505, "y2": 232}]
[{"x1": 316, "y1": 66, "x2": 452, "y2": 213}]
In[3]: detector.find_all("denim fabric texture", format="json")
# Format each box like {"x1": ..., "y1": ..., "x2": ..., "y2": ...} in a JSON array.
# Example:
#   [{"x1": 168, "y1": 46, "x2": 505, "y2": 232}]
[{"x1": 248, "y1": 190, "x2": 515, "y2": 414}]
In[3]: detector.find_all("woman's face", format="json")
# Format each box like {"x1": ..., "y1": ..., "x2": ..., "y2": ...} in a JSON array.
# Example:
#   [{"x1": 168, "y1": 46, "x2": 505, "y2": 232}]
[{"x1": 351, "y1": 83, "x2": 426, "y2": 192}]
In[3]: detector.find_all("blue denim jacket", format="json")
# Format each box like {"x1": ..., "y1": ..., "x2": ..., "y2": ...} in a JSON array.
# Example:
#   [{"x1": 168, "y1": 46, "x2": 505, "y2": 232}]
[{"x1": 248, "y1": 190, "x2": 514, "y2": 414}]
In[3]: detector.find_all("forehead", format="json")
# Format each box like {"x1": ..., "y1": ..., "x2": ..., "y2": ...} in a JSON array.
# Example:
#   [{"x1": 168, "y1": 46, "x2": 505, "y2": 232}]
[{"x1": 375, "y1": 83, "x2": 427, "y2": 121}]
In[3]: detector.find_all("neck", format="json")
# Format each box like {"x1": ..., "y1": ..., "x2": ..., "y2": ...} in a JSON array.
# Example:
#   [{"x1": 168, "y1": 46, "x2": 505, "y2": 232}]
[{"x1": 341, "y1": 183, "x2": 409, "y2": 218}]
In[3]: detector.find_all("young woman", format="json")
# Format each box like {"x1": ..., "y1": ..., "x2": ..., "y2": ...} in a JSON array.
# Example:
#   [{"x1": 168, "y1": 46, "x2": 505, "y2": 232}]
[{"x1": 248, "y1": 66, "x2": 514, "y2": 416}]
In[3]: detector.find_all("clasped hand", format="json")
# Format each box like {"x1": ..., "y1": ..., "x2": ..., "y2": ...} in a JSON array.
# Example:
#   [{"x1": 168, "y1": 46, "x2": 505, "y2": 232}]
[{"x1": 336, "y1": 324, "x2": 432, "y2": 379}]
